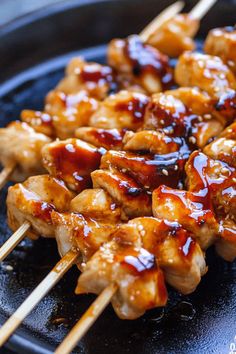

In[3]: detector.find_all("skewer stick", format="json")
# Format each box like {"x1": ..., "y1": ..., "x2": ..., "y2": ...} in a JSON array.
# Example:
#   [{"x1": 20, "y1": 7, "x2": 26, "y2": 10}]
[
  {"x1": 190, "y1": 0, "x2": 218, "y2": 20},
  {"x1": 55, "y1": 283, "x2": 118, "y2": 354},
  {"x1": 0, "y1": 221, "x2": 30, "y2": 262},
  {"x1": 0, "y1": 249, "x2": 78, "y2": 347},
  {"x1": 0, "y1": 162, "x2": 15, "y2": 191},
  {"x1": 140, "y1": 1, "x2": 184, "y2": 42}
]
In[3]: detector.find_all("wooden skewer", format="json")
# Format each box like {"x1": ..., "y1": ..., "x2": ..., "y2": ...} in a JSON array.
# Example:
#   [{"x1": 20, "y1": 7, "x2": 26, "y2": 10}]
[
  {"x1": 55, "y1": 283, "x2": 118, "y2": 354},
  {"x1": 190, "y1": 0, "x2": 218, "y2": 20},
  {"x1": 0, "y1": 221, "x2": 30, "y2": 262},
  {"x1": 140, "y1": 1, "x2": 184, "y2": 42},
  {"x1": 0, "y1": 249, "x2": 78, "y2": 347},
  {"x1": 0, "y1": 162, "x2": 15, "y2": 191}
]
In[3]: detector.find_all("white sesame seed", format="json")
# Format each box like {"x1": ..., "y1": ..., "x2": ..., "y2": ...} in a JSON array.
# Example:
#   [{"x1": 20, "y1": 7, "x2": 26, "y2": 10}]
[
  {"x1": 189, "y1": 136, "x2": 197, "y2": 144},
  {"x1": 162, "y1": 169, "x2": 169, "y2": 176},
  {"x1": 160, "y1": 119, "x2": 165, "y2": 125},
  {"x1": 140, "y1": 230, "x2": 146, "y2": 237},
  {"x1": 174, "y1": 165, "x2": 178, "y2": 171},
  {"x1": 204, "y1": 114, "x2": 212, "y2": 120}
]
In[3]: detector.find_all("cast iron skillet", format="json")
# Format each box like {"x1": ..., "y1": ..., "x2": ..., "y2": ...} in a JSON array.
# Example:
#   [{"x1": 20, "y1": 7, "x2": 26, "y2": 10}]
[{"x1": 0, "y1": 0, "x2": 236, "y2": 353}]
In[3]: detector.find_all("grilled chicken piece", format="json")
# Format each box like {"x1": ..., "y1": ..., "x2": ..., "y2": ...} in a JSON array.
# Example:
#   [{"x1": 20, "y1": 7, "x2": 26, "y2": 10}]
[
  {"x1": 123, "y1": 130, "x2": 184, "y2": 155},
  {"x1": 70, "y1": 189, "x2": 121, "y2": 224},
  {"x1": 107, "y1": 35, "x2": 173, "y2": 94},
  {"x1": 215, "y1": 218, "x2": 236, "y2": 262},
  {"x1": 204, "y1": 26, "x2": 236, "y2": 75},
  {"x1": 143, "y1": 92, "x2": 223, "y2": 148},
  {"x1": 186, "y1": 151, "x2": 236, "y2": 261},
  {"x1": 175, "y1": 52, "x2": 236, "y2": 99},
  {"x1": 147, "y1": 14, "x2": 199, "y2": 57},
  {"x1": 75, "y1": 127, "x2": 126, "y2": 150},
  {"x1": 42, "y1": 139, "x2": 104, "y2": 192},
  {"x1": 186, "y1": 151, "x2": 236, "y2": 221},
  {"x1": 22, "y1": 91, "x2": 98, "y2": 139},
  {"x1": 51, "y1": 211, "x2": 116, "y2": 263},
  {"x1": 100, "y1": 150, "x2": 186, "y2": 191},
  {"x1": 56, "y1": 57, "x2": 117, "y2": 99},
  {"x1": 0, "y1": 121, "x2": 51, "y2": 182},
  {"x1": 152, "y1": 185, "x2": 218, "y2": 250},
  {"x1": 128, "y1": 217, "x2": 207, "y2": 294},
  {"x1": 77, "y1": 229, "x2": 167, "y2": 319},
  {"x1": 166, "y1": 87, "x2": 226, "y2": 126},
  {"x1": 203, "y1": 122, "x2": 236, "y2": 168},
  {"x1": 7, "y1": 175, "x2": 74, "y2": 239},
  {"x1": 89, "y1": 90, "x2": 149, "y2": 130},
  {"x1": 92, "y1": 168, "x2": 152, "y2": 219}
]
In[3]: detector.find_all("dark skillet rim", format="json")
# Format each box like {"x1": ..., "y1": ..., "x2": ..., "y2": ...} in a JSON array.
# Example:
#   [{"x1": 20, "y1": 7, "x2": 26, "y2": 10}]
[
  {"x1": 0, "y1": 2, "x2": 116, "y2": 353},
  {"x1": 0, "y1": 0, "x2": 117, "y2": 35}
]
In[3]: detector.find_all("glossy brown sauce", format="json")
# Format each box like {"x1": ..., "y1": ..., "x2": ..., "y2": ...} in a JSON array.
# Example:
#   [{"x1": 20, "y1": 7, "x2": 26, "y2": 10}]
[
  {"x1": 115, "y1": 94, "x2": 150, "y2": 123},
  {"x1": 50, "y1": 141, "x2": 104, "y2": 191},
  {"x1": 89, "y1": 129, "x2": 126, "y2": 149},
  {"x1": 124, "y1": 35, "x2": 173, "y2": 89},
  {"x1": 80, "y1": 64, "x2": 117, "y2": 94}
]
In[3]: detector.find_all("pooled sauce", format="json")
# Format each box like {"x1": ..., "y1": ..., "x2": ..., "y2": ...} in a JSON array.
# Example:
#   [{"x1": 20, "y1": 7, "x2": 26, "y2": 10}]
[
  {"x1": 50, "y1": 140, "x2": 104, "y2": 192},
  {"x1": 115, "y1": 93, "x2": 150, "y2": 124},
  {"x1": 124, "y1": 35, "x2": 173, "y2": 89}
]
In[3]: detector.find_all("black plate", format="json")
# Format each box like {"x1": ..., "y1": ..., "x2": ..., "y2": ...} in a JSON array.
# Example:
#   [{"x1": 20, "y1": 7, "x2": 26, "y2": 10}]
[{"x1": 0, "y1": 0, "x2": 236, "y2": 353}]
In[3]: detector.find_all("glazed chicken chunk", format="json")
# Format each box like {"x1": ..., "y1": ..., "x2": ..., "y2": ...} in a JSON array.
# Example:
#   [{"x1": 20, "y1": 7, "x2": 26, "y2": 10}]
[
  {"x1": 107, "y1": 35, "x2": 173, "y2": 94},
  {"x1": 75, "y1": 127, "x2": 126, "y2": 150},
  {"x1": 203, "y1": 122, "x2": 236, "y2": 168},
  {"x1": 147, "y1": 14, "x2": 199, "y2": 57},
  {"x1": 204, "y1": 26, "x2": 236, "y2": 75},
  {"x1": 0, "y1": 121, "x2": 51, "y2": 182},
  {"x1": 7, "y1": 175, "x2": 74, "y2": 239},
  {"x1": 56, "y1": 57, "x2": 117, "y2": 99},
  {"x1": 128, "y1": 217, "x2": 207, "y2": 294},
  {"x1": 77, "y1": 226, "x2": 167, "y2": 319},
  {"x1": 22, "y1": 90, "x2": 98, "y2": 139},
  {"x1": 42, "y1": 138, "x2": 104, "y2": 192},
  {"x1": 89, "y1": 90, "x2": 149, "y2": 130},
  {"x1": 153, "y1": 151, "x2": 236, "y2": 261},
  {"x1": 70, "y1": 188, "x2": 122, "y2": 224},
  {"x1": 51, "y1": 211, "x2": 116, "y2": 263},
  {"x1": 143, "y1": 92, "x2": 223, "y2": 148},
  {"x1": 175, "y1": 52, "x2": 236, "y2": 99},
  {"x1": 91, "y1": 168, "x2": 152, "y2": 219}
]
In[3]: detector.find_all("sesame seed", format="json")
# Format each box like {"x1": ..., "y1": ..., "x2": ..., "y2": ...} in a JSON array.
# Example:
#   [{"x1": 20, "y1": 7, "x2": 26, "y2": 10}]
[
  {"x1": 204, "y1": 114, "x2": 212, "y2": 120},
  {"x1": 174, "y1": 165, "x2": 178, "y2": 171},
  {"x1": 162, "y1": 169, "x2": 169, "y2": 176},
  {"x1": 160, "y1": 119, "x2": 165, "y2": 125},
  {"x1": 140, "y1": 230, "x2": 146, "y2": 237},
  {"x1": 189, "y1": 136, "x2": 197, "y2": 144},
  {"x1": 138, "y1": 225, "x2": 144, "y2": 231}
]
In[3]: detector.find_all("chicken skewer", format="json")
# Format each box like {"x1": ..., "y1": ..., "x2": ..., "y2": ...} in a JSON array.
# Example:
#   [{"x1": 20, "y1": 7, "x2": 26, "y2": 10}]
[
  {"x1": 0, "y1": 0, "x2": 227, "y2": 346},
  {"x1": 1, "y1": 60, "x2": 234, "y2": 264},
  {"x1": 0, "y1": 111, "x2": 210, "y2": 344},
  {"x1": 2, "y1": 81, "x2": 225, "y2": 262},
  {"x1": 1, "y1": 117, "x2": 233, "y2": 346},
  {"x1": 55, "y1": 129, "x2": 236, "y2": 354},
  {"x1": 0, "y1": 1, "x2": 184, "y2": 191}
]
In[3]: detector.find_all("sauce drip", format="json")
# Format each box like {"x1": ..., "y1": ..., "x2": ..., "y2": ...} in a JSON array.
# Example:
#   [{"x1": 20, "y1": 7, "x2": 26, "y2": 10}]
[{"x1": 124, "y1": 35, "x2": 173, "y2": 89}]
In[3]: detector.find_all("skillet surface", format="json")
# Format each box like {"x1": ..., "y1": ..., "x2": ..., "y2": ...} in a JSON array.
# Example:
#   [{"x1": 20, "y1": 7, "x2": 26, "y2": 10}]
[{"x1": 0, "y1": 0, "x2": 236, "y2": 353}]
